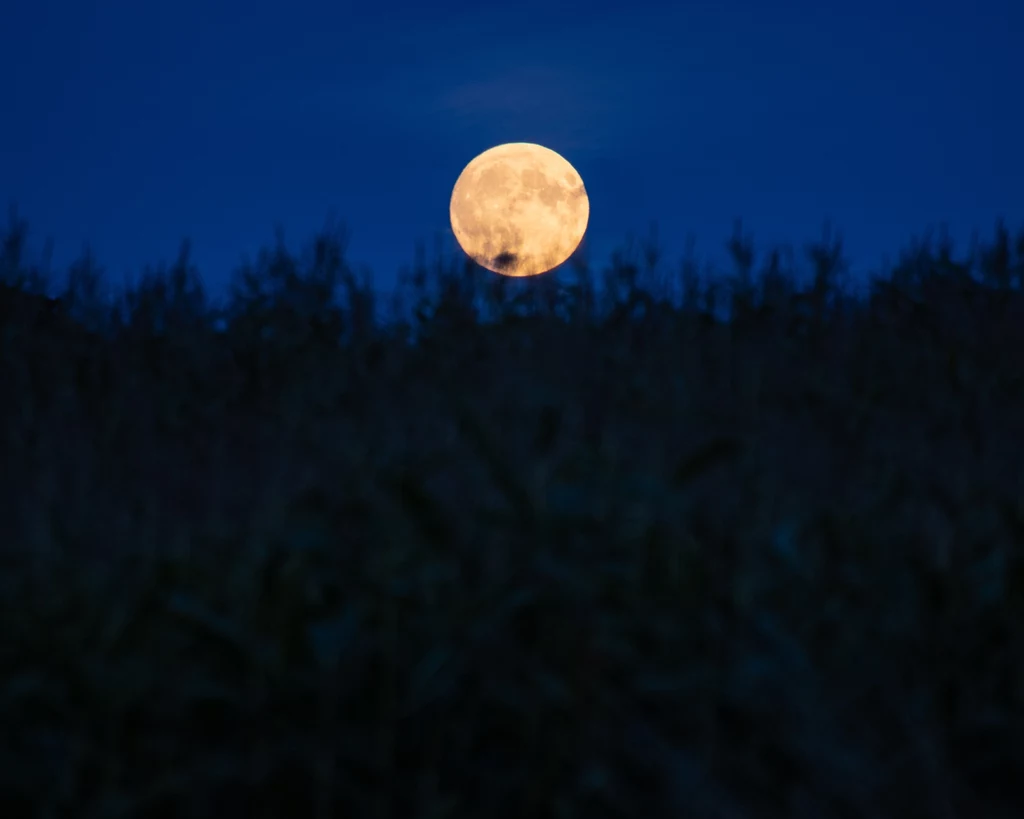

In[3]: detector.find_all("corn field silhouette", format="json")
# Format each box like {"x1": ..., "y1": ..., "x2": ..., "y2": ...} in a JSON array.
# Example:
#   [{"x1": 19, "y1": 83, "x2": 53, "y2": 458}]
[{"x1": 2, "y1": 207, "x2": 1024, "y2": 818}]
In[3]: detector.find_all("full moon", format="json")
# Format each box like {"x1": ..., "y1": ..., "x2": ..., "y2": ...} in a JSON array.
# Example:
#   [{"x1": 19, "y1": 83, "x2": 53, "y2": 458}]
[{"x1": 449, "y1": 143, "x2": 589, "y2": 277}]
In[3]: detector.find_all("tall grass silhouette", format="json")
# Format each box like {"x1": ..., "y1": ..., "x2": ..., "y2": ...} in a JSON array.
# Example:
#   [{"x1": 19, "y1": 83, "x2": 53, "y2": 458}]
[{"x1": 2, "y1": 206, "x2": 1023, "y2": 818}]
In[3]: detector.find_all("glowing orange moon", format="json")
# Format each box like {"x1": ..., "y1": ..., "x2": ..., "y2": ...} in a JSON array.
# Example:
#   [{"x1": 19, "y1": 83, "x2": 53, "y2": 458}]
[{"x1": 449, "y1": 143, "x2": 589, "y2": 277}]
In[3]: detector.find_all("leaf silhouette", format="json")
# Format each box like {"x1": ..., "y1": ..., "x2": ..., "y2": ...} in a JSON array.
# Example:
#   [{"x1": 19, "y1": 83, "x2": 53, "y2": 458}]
[{"x1": 670, "y1": 435, "x2": 744, "y2": 487}]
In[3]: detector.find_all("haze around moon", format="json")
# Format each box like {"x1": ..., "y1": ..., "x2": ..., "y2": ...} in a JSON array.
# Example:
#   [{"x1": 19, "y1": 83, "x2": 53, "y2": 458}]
[{"x1": 449, "y1": 143, "x2": 589, "y2": 277}]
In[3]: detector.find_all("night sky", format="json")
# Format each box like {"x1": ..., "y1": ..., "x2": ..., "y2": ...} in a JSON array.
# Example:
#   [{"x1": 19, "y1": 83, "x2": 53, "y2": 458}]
[{"x1": 3, "y1": 0, "x2": 1022, "y2": 303}]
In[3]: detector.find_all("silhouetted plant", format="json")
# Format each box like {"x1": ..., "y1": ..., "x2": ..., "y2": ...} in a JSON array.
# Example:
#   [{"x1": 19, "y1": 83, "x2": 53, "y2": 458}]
[{"x1": 2, "y1": 210, "x2": 1024, "y2": 819}]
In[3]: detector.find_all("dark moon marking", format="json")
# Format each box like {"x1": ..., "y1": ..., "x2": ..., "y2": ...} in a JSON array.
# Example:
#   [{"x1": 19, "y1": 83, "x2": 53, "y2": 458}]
[{"x1": 492, "y1": 251, "x2": 518, "y2": 270}]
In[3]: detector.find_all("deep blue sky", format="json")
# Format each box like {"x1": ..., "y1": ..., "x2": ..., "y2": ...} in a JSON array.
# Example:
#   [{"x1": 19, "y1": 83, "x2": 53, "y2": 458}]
[{"x1": 3, "y1": 0, "x2": 1022, "y2": 302}]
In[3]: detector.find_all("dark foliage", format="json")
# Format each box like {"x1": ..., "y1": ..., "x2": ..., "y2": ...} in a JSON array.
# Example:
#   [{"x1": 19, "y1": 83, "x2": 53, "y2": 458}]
[{"x1": 2, "y1": 207, "x2": 1024, "y2": 818}]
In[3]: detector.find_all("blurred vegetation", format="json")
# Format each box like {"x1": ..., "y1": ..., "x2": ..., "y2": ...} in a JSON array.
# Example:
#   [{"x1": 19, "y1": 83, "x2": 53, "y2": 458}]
[{"x1": 2, "y1": 204, "x2": 1024, "y2": 818}]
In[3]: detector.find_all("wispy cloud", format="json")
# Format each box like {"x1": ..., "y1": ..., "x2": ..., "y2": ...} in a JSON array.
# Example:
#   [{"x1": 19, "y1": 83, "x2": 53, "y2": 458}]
[
  {"x1": 429, "y1": 62, "x2": 630, "y2": 155},
  {"x1": 300, "y1": 5, "x2": 702, "y2": 158}
]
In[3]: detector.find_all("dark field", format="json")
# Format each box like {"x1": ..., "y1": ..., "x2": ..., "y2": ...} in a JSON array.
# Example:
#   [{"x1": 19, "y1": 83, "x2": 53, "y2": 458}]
[{"x1": 2, "y1": 214, "x2": 1023, "y2": 818}]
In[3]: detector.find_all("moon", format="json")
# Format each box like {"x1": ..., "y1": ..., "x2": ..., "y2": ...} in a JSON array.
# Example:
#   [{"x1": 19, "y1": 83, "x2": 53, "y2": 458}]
[{"x1": 449, "y1": 142, "x2": 589, "y2": 277}]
